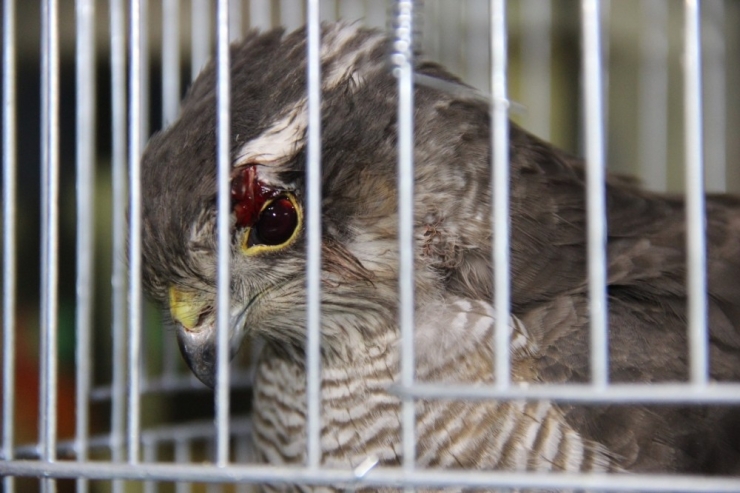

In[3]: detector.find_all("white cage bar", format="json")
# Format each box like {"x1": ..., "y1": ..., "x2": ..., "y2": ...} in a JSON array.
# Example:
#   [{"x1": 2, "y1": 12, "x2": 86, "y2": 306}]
[
  {"x1": 1, "y1": 1, "x2": 17, "y2": 493},
  {"x1": 74, "y1": 2, "x2": 95, "y2": 493},
  {"x1": 215, "y1": 0, "x2": 232, "y2": 467},
  {"x1": 581, "y1": 0, "x2": 609, "y2": 389},
  {"x1": 305, "y1": 0, "x2": 323, "y2": 471},
  {"x1": 684, "y1": 0, "x2": 709, "y2": 387},
  {"x1": 39, "y1": 1, "x2": 61, "y2": 492},
  {"x1": 0, "y1": 1, "x2": 739, "y2": 492},
  {"x1": 127, "y1": 0, "x2": 144, "y2": 466},
  {"x1": 394, "y1": 1, "x2": 417, "y2": 484},
  {"x1": 109, "y1": 2, "x2": 129, "y2": 493},
  {"x1": 490, "y1": 0, "x2": 511, "y2": 390}
]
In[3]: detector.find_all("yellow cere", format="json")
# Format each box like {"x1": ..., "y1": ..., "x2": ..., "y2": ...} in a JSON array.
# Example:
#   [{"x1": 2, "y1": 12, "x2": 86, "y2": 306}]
[{"x1": 168, "y1": 286, "x2": 207, "y2": 330}]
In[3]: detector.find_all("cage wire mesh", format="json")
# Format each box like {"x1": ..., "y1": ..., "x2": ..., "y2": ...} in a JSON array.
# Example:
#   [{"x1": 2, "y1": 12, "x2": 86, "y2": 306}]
[{"x1": 1, "y1": 0, "x2": 740, "y2": 492}]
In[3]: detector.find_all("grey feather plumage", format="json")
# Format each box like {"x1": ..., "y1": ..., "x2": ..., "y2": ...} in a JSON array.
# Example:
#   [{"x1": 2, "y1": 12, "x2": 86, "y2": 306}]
[{"x1": 140, "y1": 23, "x2": 740, "y2": 491}]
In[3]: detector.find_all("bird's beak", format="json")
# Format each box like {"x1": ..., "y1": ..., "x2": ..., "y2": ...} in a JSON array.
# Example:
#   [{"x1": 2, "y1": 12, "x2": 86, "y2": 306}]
[{"x1": 169, "y1": 286, "x2": 244, "y2": 388}]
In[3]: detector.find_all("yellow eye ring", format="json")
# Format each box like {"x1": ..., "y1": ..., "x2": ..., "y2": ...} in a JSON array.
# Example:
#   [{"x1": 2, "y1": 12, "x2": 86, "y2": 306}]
[{"x1": 240, "y1": 192, "x2": 303, "y2": 256}]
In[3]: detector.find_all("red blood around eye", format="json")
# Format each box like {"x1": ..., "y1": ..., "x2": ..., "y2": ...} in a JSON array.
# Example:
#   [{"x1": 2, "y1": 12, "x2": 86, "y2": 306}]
[
  {"x1": 230, "y1": 165, "x2": 280, "y2": 229},
  {"x1": 253, "y1": 198, "x2": 298, "y2": 246},
  {"x1": 233, "y1": 201, "x2": 253, "y2": 228}
]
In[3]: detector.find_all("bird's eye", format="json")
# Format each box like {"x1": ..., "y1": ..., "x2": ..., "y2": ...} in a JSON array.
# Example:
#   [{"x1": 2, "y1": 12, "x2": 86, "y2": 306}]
[
  {"x1": 242, "y1": 193, "x2": 302, "y2": 255},
  {"x1": 251, "y1": 198, "x2": 298, "y2": 245}
]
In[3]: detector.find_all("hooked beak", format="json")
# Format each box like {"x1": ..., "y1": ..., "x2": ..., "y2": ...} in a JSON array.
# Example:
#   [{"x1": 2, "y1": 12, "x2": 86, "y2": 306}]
[{"x1": 169, "y1": 286, "x2": 246, "y2": 388}]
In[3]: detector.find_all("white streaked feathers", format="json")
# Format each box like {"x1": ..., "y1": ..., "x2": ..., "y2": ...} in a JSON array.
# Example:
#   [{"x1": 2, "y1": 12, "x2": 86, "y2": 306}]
[
  {"x1": 414, "y1": 297, "x2": 532, "y2": 379},
  {"x1": 536, "y1": 406, "x2": 565, "y2": 471},
  {"x1": 254, "y1": 296, "x2": 618, "y2": 487},
  {"x1": 561, "y1": 429, "x2": 586, "y2": 471},
  {"x1": 234, "y1": 104, "x2": 308, "y2": 168}
]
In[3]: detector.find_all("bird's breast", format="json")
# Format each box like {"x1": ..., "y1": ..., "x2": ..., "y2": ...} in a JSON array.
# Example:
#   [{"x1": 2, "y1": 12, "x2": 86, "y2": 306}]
[{"x1": 251, "y1": 327, "x2": 620, "y2": 491}]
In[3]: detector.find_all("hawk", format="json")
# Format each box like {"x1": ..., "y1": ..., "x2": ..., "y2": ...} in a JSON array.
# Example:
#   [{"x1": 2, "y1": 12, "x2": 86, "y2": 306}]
[{"x1": 140, "y1": 23, "x2": 740, "y2": 490}]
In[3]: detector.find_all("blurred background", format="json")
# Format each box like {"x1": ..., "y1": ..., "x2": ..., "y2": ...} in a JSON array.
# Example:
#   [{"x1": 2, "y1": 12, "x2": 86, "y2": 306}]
[{"x1": 1, "y1": 0, "x2": 738, "y2": 491}]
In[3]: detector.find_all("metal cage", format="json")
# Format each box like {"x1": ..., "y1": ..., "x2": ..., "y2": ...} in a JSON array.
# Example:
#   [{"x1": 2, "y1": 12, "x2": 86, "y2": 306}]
[{"x1": 1, "y1": 0, "x2": 740, "y2": 491}]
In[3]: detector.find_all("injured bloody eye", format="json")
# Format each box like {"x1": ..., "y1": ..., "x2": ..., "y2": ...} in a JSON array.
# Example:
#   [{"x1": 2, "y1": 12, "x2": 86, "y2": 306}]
[{"x1": 248, "y1": 197, "x2": 299, "y2": 247}]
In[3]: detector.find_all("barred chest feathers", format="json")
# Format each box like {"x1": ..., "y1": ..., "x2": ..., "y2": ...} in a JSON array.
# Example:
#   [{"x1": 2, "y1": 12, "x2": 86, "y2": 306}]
[{"x1": 252, "y1": 297, "x2": 618, "y2": 493}]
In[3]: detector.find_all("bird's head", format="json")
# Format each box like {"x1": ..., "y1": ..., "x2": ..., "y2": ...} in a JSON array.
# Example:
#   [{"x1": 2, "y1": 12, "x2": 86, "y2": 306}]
[{"x1": 141, "y1": 22, "x2": 523, "y2": 387}]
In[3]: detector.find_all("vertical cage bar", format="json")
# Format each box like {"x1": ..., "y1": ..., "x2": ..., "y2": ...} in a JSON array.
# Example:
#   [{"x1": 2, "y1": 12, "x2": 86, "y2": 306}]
[
  {"x1": 305, "y1": 0, "x2": 322, "y2": 470},
  {"x1": 394, "y1": 0, "x2": 416, "y2": 480},
  {"x1": 702, "y1": 0, "x2": 726, "y2": 193},
  {"x1": 109, "y1": 0, "x2": 128, "y2": 490},
  {"x1": 1, "y1": 0, "x2": 17, "y2": 491},
  {"x1": 215, "y1": 0, "x2": 231, "y2": 467},
  {"x1": 40, "y1": 0, "x2": 61, "y2": 492},
  {"x1": 491, "y1": 0, "x2": 510, "y2": 390},
  {"x1": 683, "y1": 0, "x2": 708, "y2": 386},
  {"x1": 581, "y1": 0, "x2": 609, "y2": 389},
  {"x1": 638, "y1": 0, "x2": 669, "y2": 192},
  {"x1": 128, "y1": 0, "x2": 144, "y2": 465},
  {"x1": 520, "y1": 0, "x2": 551, "y2": 140},
  {"x1": 192, "y1": 0, "x2": 212, "y2": 81},
  {"x1": 162, "y1": 0, "x2": 180, "y2": 127},
  {"x1": 75, "y1": 0, "x2": 96, "y2": 492}
]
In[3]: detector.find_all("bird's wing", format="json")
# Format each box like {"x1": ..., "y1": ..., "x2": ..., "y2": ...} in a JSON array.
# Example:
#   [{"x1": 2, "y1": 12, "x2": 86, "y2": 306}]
[
  {"x1": 484, "y1": 130, "x2": 740, "y2": 473},
  {"x1": 519, "y1": 290, "x2": 740, "y2": 473}
]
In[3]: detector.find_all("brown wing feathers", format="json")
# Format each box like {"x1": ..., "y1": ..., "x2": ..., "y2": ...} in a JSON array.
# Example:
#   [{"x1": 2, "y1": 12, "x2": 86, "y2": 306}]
[{"x1": 503, "y1": 127, "x2": 740, "y2": 473}]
